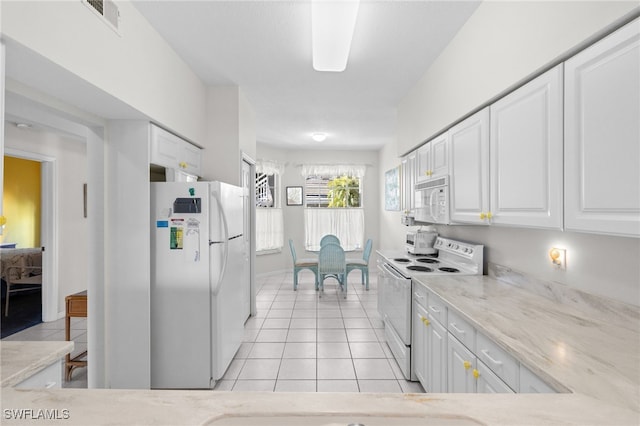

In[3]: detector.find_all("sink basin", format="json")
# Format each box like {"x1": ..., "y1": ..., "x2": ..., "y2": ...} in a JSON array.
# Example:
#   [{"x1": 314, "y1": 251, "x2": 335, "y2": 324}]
[{"x1": 204, "y1": 414, "x2": 483, "y2": 426}]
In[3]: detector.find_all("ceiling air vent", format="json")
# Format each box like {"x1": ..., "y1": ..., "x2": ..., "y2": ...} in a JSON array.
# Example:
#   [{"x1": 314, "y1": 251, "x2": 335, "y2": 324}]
[{"x1": 83, "y1": 0, "x2": 120, "y2": 34}]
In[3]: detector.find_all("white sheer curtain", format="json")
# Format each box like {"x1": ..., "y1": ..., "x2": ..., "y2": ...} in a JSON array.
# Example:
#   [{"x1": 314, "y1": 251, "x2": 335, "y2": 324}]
[
  {"x1": 255, "y1": 159, "x2": 284, "y2": 253},
  {"x1": 304, "y1": 209, "x2": 364, "y2": 251},
  {"x1": 301, "y1": 163, "x2": 366, "y2": 251},
  {"x1": 256, "y1": 208, "x2": 284, "y2": 252},
  {"x1": 300, "y1": 164, "x2": 366, "y2": 179}
]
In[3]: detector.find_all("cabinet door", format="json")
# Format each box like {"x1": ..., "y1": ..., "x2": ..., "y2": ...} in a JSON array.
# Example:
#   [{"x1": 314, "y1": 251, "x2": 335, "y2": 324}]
[
  {"x1": 416, "y1": 143, "x2": 432, "y2": 182},
  {"x1": 565, "y1": 19, "x2": 640, "y2": 237},
  {"x1": 447, "y1": 333, "x2": 475, "y2": 393},
  {"x1": 449, "y1": 108, "x2": 490, "y2": 224},
  {"x1": 401, "y1": 152, "x2": 417, "y2": 212},
  {"x1": 412, "y1": 301, "x2": 429, "y2": 387},
  {"x1": 430, "y1": 133, "x2": 449, "y2": 179},
  {"x1": 428, "y1": 316, "x2": 448, "y2": 393},
  {"x1": 181, "y1": 142, "x2": 202, "y2": 176},
  {"x1": 150, "y1": 124, "x2": 180, "y2": 168},
  {"x1": 490, "y1": 65, "x2": 563, "y2": 230},
  {"x1": 476, "y1": 360, "x2": 515, "y2": 394}
]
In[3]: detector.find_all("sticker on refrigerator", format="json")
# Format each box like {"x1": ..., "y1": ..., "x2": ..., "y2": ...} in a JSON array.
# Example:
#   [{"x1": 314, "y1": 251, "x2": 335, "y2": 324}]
[{"x1": 170, "y1": 218, "x2": 184, "y2": 250}]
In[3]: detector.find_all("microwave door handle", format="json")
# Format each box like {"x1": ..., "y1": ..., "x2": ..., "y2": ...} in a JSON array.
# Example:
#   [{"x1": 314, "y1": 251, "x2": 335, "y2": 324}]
[{"x1": 429, "y1": 190, "x2": 438, "y2": 221}]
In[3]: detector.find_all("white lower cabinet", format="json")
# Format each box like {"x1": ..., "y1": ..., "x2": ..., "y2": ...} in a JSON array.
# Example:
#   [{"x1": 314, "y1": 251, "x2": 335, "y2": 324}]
[
  {"x1": 427, "y1": 315, "x2": 448, "y2": 393},
  {"x1": 15, "y1": 360, "x2": 62, "y2": 389},
  {"x1": 412, "y1": 288, "x2": 446, "y2": 392},
  {"x1": 447, "y1": 333, "x2": 475, "y2": 393},
  {"x1": 476, "y1": 360, "x2": 515, "y2": 394},
  {"x1": 520, "y1": 366, "x2": 556, "y2": 393},
  {"x1": 412, "y1": 300, "x2": 428, "y2": 385},
  {"x1": 412, "y1": 282, "x2": 556, "y2": 395}
]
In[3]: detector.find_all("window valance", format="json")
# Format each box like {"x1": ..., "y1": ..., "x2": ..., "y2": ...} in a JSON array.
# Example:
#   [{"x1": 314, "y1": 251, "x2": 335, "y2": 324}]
[
  {"x1": 256, "y1": 159, "x2": 284, "y2": 176},
  {"x1": 300, "y1": 164, "x2": 366, "y2": 178}
]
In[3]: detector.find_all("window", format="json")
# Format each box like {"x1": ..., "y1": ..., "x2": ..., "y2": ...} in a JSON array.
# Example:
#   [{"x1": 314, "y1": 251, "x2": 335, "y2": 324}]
[
  {"x1": 255, "y1": 160, "x2": 284, "y2": 253},
  {"x1": 256, "y1": 172, "x2": 277, "y2": 208},
  {"x1": 305, "y1": 175, "x2": 361, "y2": 208},
  {"x1": 301, "y1": 164, "x2": 366, "y2": 251}
]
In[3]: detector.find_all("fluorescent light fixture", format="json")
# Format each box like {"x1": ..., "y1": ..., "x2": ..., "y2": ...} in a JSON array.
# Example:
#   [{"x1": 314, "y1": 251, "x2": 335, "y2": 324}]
[
  {"x1": 312, "y1": 132, "x2": 327, "y2": 142},
  {"x1": 312, "y1": 0, "x2": 360, "y2": 72}
]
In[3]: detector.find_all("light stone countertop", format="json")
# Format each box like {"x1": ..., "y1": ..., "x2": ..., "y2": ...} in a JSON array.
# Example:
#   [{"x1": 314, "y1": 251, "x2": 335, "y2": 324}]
[
  {"x1": 1, "y1": 387, "x2": 639, "y2": 425},
  {"x1": 1, "y1": 254, "x2": 639, "y2": 425},
  {"x1": 377, "y1": 250, "x2": 640, "y2": 412},
  {"x1": 1, "y1": 341, "x2": 74, "y2": 387}
]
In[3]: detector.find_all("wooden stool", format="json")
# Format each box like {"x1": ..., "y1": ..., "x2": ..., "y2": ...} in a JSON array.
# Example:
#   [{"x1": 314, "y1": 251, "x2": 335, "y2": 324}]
[{"x1": 65, "y1": 290, "x2": 87, "y2": 381}]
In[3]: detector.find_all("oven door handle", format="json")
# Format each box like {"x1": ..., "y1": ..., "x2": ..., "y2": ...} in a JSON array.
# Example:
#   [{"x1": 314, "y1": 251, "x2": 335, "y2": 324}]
[{"x1": 382, "y1": 262, "x2": 408, "y2": 281}]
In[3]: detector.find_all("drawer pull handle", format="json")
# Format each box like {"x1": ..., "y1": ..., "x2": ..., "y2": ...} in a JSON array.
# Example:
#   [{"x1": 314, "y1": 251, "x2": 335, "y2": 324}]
[
  {"x1": 473, "y1": 369, "x2": 480, "y2": 379},
  {"x1": 450, "y1": 323, "x2": 465, "y2": 334},
  {"x1": 44, "y1": 381, "x2": 57, "y2": 389},
  {"x1": 463, "y1": 360, "x2": 471, "y2": 370},
  {"x1": 481, "y1": 349, "x2": 503, "y2": 366},
  {"x1": 429, "y1": 305, "x2": 440, "y2": 313},
  {"x1": 414, "y1": 292, "x2": 425, "y2": 300}
]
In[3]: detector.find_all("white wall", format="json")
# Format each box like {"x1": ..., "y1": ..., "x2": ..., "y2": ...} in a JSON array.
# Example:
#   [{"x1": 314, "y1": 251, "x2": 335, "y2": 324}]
[
  {"x1": 390, "y1": 2, "x2": 640, "y2": 305},
  {"x1": 1, "y1": 0, "x2": 207, "y2": 144},
  {"x1": 204, "y1": 86, "x2": 256, "y2": 186},
  {"x1": 378, "y1": 141, "x2": 409, "y2": 252},
  {"x1": 104, "y1": 120, "x2": 151, "y2": 388},
  {"x1": 398, "y1": 0, "x2": 639, "y2": 155},
  {"x1": 4, "y1": 123, "x2": 88, "y2": 314},
  {"x1": 255, "y1": 143, "x2": 380, "y2": 278}
]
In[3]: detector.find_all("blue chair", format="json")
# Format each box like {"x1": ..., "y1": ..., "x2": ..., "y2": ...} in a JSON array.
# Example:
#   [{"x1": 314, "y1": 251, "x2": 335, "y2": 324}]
[
  {"x1": 346, "y1": 239, "x2": 373, "y2": 291},
  {"x1": 317, "y1": 242, "x2": 347, "y2": 298},
  {"x1": 320, "y1": 234, "x2": 340, "y2": 247},
  {"x1": 289, "y1": 239, "x2": 318, "y2": 291}
]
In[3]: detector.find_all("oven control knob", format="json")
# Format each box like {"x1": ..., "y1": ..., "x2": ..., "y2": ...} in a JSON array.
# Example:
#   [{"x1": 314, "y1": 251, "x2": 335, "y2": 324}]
[
  {"x1": 453, "y1": 244, "x2": 459, "y2": 250},
  {"x1": 467, "y1": 248, "x2": 473, "y2": 255}
]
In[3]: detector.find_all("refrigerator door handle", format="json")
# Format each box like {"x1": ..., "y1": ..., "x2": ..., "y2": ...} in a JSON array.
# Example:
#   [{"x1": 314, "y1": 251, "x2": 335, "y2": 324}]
[{"x1": 211, "y1": 191, "x2": 230, "y2": 295}]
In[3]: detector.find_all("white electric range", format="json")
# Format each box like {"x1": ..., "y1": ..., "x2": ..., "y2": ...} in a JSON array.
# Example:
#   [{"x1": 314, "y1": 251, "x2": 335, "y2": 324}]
[{"x1": 377, "y1": 237, "x2": 484, "y2": 381}]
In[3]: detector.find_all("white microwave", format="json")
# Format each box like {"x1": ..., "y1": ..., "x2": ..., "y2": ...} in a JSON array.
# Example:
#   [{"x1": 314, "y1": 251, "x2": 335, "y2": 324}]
[{"x1": 414, "y1": 176, "x2": 450, "y2": 225}]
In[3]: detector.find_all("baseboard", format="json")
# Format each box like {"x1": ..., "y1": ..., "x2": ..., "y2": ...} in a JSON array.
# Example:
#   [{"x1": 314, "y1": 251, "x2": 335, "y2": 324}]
[{"x1": 256, "y1": 269, "x2": 289, "y2": 279}]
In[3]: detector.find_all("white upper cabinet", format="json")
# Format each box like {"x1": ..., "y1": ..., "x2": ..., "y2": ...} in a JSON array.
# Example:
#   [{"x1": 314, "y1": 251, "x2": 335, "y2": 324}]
[
  {"x1": 416, "y1": 132, "x2": 450, "y2": 182},
  {"x1": 150, "y1": 124, "x2": 202, "y2": 177},
  {"x1": 401, "y1": 152, "x2": 417, "y2": 214},
  {"x1": 564, "y1": 19, "x2": 640, "y2": 237},
  {"x1": 449, "y1": 108, "x2": 491, "y2": 224},
  {"x1": 489, "y1": 65, "x2": 564, "y2": 229}
]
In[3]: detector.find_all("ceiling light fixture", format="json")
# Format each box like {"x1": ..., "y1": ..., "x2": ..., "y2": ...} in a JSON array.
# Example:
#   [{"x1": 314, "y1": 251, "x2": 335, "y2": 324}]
[
  {"x1": 312, "y1": 0, "x2": 360, "y2": 72},
  {"x1": 312, "y1": 133, "x2": 327, "y2": 142}
]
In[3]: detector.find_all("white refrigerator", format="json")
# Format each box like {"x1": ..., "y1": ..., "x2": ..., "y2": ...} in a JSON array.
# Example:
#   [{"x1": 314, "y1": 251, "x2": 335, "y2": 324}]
[{"x1": 150, "y1": 181, "x2": 249, "y2": 389}]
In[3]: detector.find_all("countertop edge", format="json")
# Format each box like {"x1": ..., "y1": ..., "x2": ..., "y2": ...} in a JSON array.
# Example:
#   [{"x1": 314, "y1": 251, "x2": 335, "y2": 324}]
[{"x1": 1, "y1": 341, "x2": 74, "y2": 387}]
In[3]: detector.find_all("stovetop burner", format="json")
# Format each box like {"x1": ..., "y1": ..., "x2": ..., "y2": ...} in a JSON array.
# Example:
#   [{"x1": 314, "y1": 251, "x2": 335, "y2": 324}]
[
  {"x1": 394, "y1": 258, "x2": 411, "y2": 263},
  {"x1": 416, "y1": 258, "x2": 439, "y2": 264},
  {"x1": 407, "y1": 265, "x2": 433, "y2": 272},
  {"x1": 439, "y1": 267, "x2": 460, "y2": 273}
]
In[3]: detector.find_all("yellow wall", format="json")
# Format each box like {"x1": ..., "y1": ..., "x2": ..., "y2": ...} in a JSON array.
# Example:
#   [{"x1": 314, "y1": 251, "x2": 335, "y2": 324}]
[{"x1": 1, "y1": 156, "x2": 41, "y2": 247}]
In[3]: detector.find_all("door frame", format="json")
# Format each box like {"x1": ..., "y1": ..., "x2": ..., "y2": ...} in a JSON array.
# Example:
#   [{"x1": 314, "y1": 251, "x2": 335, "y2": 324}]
[
  {"x1": 4, "y1": 148, "x2": 58, "y2": 322},
  {"x1": 241, "y1": 152, "x2": 257, "y2": 317}
]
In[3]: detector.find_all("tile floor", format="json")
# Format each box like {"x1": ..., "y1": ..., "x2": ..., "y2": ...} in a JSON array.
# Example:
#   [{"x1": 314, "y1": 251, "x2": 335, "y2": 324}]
[
  {"x1": 214, "y1": 270, "x2": 424, "y2": 393},
  {"x1": 2, "y1": 270, "x2": 424, "y2": 393}
]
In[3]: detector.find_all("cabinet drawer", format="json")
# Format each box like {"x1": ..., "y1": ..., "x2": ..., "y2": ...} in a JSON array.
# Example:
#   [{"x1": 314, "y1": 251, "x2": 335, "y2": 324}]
[
  {"x1": 476, "y1": 332, "x2": 518, "y2": 390},
  {"x1": 426, "y1": 290, "x2": 447, "y2": 325},
  {"x1": 15, "y1": 360, "x2": 62, "y2": 389},
  {"x1": 448, "y1": 309, "x2": 475, "y2": 352},
  {"x1": 412, "y1": 281, "x2": 428, "y2": 308},
  {"x1": 520, "y1": 365, "x2": 556, "y2": 393},
  {"x1": 476, "y1": 359, "x2": 515, "y2": 394}
]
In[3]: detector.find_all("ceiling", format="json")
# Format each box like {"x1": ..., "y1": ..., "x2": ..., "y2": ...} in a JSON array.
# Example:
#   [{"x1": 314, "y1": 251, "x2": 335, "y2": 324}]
[{"x1": 132, "y1": 1, "x2": 480, "y2": 151}]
